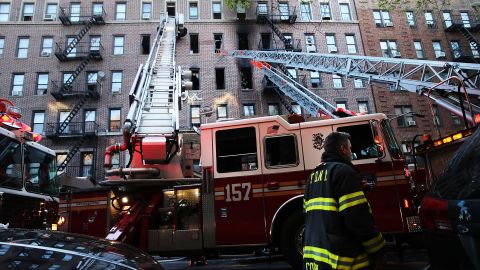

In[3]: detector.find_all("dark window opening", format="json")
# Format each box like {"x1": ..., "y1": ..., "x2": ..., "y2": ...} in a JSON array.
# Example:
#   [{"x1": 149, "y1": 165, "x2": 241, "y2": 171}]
[
  {"x1": 240, "y1": 67, "x2": 253, "y2": 89},
  {"x1": 337, "y1": 124, "x2": 383, "y2": 160},
  {"x1": 238, "y1": 33, "x2": 249, "y2": 50},
  {"x1": 141, "y1": 35, "x2": 150, "y2": 54},
  {"x1": 216, "y1": 127, "x2": 258, "y2": 173},
  {"x1": 261, "y1": 33, "x2": 271, "y2": 50},
  {"x1": 215, "y1": 68, "x2": 225, "y2": 89},
  {"x1": 265, "y1": 135, "x2": 298, "y2": 167},
  {"x1": 190, "y1": 34, "x2": 199, "y2": 54},
  {"x1": 191, "y1": 68, "x2": 200, "y2": 90},
  {"x1": 167, "y1": 3, "x2": 175, "y2": 16},
  {"x1": 214, "y1": 34, "x2": 223, "y2": 53}
]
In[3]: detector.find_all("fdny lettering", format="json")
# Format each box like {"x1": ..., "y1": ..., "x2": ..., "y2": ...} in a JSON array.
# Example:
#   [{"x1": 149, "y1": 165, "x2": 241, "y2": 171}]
[
  {"x1": 310, "y1": 169, "x2": 328, "y2": 183},
  {"x1": 305, "y1": 262, "x2": 318, "y2": 270}
]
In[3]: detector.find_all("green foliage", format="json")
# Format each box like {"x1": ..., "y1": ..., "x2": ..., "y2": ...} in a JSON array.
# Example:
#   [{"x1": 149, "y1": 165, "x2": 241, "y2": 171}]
[
  {"x1": 378, "y1": 0, "x2": 451, "y2": 12},
  {"x1": 224, "y1": 0, "x2": 252, "y2": 11}
]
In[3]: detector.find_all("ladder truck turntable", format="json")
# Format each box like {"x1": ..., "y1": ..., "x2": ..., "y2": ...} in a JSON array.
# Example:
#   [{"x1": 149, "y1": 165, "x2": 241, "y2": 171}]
[{"x1": 56, "y1": 15, "x2": 480, "y2": 269}]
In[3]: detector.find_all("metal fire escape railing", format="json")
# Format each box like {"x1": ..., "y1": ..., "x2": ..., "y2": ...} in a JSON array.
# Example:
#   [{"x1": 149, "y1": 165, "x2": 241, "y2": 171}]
[
  {"x1": 231, "y1": 50, "x2": 480, "y2": 121},
  {"x1": 256, "y1": 3, "x2": 298, "y2": 52}
]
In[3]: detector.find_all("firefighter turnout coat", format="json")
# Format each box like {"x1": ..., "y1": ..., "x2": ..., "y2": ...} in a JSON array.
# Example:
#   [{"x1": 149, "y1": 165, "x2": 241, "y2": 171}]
[{"x1": 303, "y1": 152, "x2": 385, "y2": 270}]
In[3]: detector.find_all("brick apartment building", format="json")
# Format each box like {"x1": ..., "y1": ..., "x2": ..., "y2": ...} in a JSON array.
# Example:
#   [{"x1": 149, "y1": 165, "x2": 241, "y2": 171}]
[
  {"x1": 355, "y1": 0, "x2": 480, "y2": 157},
  {"x1": 0, "y1": 0, "x2": 477, "y2": 182}
]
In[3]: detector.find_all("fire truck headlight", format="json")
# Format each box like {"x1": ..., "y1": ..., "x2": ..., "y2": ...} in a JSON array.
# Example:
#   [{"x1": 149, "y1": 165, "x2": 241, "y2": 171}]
[
  {"x1": 121, "y1": 196, "x2": 129, "y2": 204},
  {"x1": 57, "y1": 215, "x2": 65, "y2": 226}
]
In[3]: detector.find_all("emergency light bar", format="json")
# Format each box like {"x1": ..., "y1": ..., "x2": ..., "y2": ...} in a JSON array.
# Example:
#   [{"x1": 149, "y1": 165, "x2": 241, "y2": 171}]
[{"x1": 416, "y1": 127, "x2": 477, "y2": 153}]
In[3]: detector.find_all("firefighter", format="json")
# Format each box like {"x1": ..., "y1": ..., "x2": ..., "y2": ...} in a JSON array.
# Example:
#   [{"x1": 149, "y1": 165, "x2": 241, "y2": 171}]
[{"x1": 303, "y1": 132, "x2": 385, "y2": 270}]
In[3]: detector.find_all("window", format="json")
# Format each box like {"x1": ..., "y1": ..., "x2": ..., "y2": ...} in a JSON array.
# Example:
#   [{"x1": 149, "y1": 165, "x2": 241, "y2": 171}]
[
  {"x1": 215, "y1": 68, "x2": 225, "y2": 89},
  {"x1": 442, "y1": 12, "x2": 452, "y2": 28},
  {"x1": 358, "y1": 101, "x2": 369, "y2": 114},
  {"x1": 109, "y1": 108, "x2": 121, "y2": 132},
  {"x1": 354, "y1": 79, "x2": 364, "y2": 88},
  {"x1": 41, "y1": 37, "x2": 53, "y2": 56},
  {"x1": 257, "y1": 2, "x2": 268, "y2": 15},
  {"x1": 191, "y1": 105, "x2": 200, "y2": 127},
  {"x1": 346, "y1": 35, "x2": 357, "y2": 53},
  {"x1": 92, "y1": 3, "x2": 103, "y2": 15},
  {"x1": 406, "y1": 11, "x2": 415, "y2": 27},
  {"x1": 141, "y1": 35, "x2": 150, "y2": 54},
  {"x1": 90, "y1": 36, "x2": 101, "y2": 52},
  {"x1": 425, "y1": 12, "x2": 435, "y2": 28},
  {"x1": 380, "y1": 40, "x2": 399, "y2": 58},
  {"x1": 113, "y1": 36, "x2": 124, "y2": 55},
  {"x1": 292, "y1": 103, "x2": 301, "y2": 114},
  {"x1": 337, "y1": 124, "x2": 384, "y2": 160},
  {"x1": 217, "y1": 104, "x2": 227, "y2": 120},
  {"x1": 240, "y1": 67, "x2": 253, "y2": 89},
  {"x1": 320, "y1": 3, "x2": 331, "y2": 20},
  {"x1": 0, "y1": 3, "x2": 10, "y2": 21},
  {"x1": 451, "y1": 113, "x2": 462, "y2": 125},
  {"x1": 305, "y1": 34, "x2": 316, "y2": 53},
  {"x1": 279, "y1": 2, "x2": 289, "y2": 21},
  {"x1": 111, "y1": 153, "x2": 120, "y2": 169},
  {"x1": 17, "y1": 37, "x2": 29, "y2": 58},
  {"x1": 84, "y1": 110, "x2": 96, "y2": 133},
  {"x1": 470, "y1": 42, "x2": 479, "y2": 58},
  {"x1": 461, "y1": 12, "x2": 471, "y2": 28},
  {"x1": 36, "y1": 73, "x2": 48, "y2": 95},
  {"x1": 12, "y1": 74, "x2": 24, "y2": 96},
  {"x1": 111, "y1": 71, "x2": 123, "y2": 93},
  {"x1": 216, "y1": 127, "x2": 258, "y2": 173},
  {"x1": 32, "y1": 111, "x2": 45, "y2": 134},
  {"x1": 212, "y1": 2, "x2": 221, "y2": 19},
  {"x1": 332, "y1": 75, "x2": 343, "y2": 88},
  {"x1": 59, "y1": 111, "x2": 70, "y2": 134},
  {"x1": 142, "y1": 2, "x2": 151, "y2": 19},
  {"x1": 300, "y1": 3, "x2": 312, "y2": 21},
  {"x1": 56, "y1": 153, "x2": 67, "y2": 171},
  {"x1": 432, "y1": 106, "x2": 442, "y2": 126},
  {"x1": 189, "y1": 2, "x2": 198, "y2": 20},
  {"x1": 191, "y1": 68, "x2": 199, "y2": 90},
  {"x1": 265, "y1": 135, "x2": 298, "y2": 167},
  {"x1": 432, "y1": 41, "x2": 444, "y2": 58},
  {"x1": 394, "y1": 105, "x2": 414, "y2": 127},
  {"x1": 268, "y1": 103, "x2": 280, "y2": 115},
  {"x1": 22, "y1": 3, "x2": 34, "y2": 21},
  {"x1": 66, "y1": 37, "x2": 77, "y2": 57},
  {"x1": 70, "y1": 3, "x2": 80, "y2": 22},
  {"x1": 116, "y1": 3, "x2": 126, "y2": 20},
  {"x1": 260, "y1": 33, "x2": 271, "y2": 50},
  {"x1": 326, "y1": 34, "x2": 337, "y2": 53},
  {"x1": 414, "y1": 41, "x2": 424, "y2": 58},
  {"x1": 336, "y1": 101, "x2": 347, "y2": 109},
  {"x1": 87, "y1": 71, "x2": 98, "y2": 91},
  {"x1": 311, "y1": 71, "x2": 320, "y2": 88},
  {"x1": 63, "y1": 72, "x2": 73, "y2": 87},
  {"x1": 451, "y1": 41, "x2": 461, "y2": 59},
  {"x1": 190, "y1": 34, "x2": 199, "y2": 53},
  {"x1": 373, "y1": 10, "x2": 392, "y2": 27},
  {"x1": 0, "y1": 37, "x2": 4, "y2": 56},
  {"x1": 340, "y1": 4, "x2": 351, "y2": 21},
  {"x1": 214, "y1": 34, "x2": 223, "y2": 53},
  {"x1": 238, "y1": 33, "x2": 249, "y2": 50},
  {"x1": 80, "y1": 152, "x2": 93, "y2": 177},
  {"x1": 243, "y1": 103, "x2": 255, "y2": 116}
]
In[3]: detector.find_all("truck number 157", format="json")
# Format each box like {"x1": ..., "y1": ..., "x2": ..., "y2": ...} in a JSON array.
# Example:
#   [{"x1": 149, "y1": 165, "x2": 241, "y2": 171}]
[{"x1": 225, "y1": 183, "x2": 252, "y2": 202}]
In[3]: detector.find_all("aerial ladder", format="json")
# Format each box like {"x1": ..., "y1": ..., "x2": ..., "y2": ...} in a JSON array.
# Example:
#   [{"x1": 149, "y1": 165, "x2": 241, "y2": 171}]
[{"x1": 231, "y1": 50, "x2": 480, "y2": 125}]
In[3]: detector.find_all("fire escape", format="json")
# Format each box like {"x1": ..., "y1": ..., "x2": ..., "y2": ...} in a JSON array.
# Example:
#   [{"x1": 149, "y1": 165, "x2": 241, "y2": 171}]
[
  {"x1": 255, "y1": 2, "x2": 305, "y2": 114},
  {"x1": 443, "y1": 13, "x2": 480, "y2": 63},
  {"x1": 45, "y1": 6, "x2": 106, "y2": 182}
]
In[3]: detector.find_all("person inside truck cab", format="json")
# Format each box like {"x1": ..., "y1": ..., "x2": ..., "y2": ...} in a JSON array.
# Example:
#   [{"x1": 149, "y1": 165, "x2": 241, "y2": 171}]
[{"x1": 303, "y1": 132, "x2": 386, "y2": 270}]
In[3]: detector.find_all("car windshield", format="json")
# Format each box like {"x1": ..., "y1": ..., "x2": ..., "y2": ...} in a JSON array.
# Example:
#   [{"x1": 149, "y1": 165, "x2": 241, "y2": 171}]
[
  {"x1": 24, "y1": 144, "x2": 58, "y2": 196},
  {"x1": 381, "y1": 119, "x2": 403, "y2": 160},
  {"x1": 0, "y1": 135, "x2": 22, "y2": 190}
]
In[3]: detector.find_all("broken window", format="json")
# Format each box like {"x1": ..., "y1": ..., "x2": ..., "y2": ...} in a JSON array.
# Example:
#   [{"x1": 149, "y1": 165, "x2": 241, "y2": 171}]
[
  {"x1": 141, "y1": 34, "x2": 150, "y2": 55},
  {"x1": 215, "y1": 68, "x2": 225, "y2": 89},
  {"x1": 190, "y1": 34, "x2": 199, "y2": 54},
  {"x1": 214, "y1": 34, "x2": 223, "y2": 53},
  {"x1": 191, "y1": 68, "x2": 200, "y2": 90},
  {"x1": 261, "y1": 33, "x2": 271, "y2": 50},
  {"x1": 240, "y1": 67, "x2": 253, "y2": 89},
  {"x1": 238, "y1": 33, "x2": 249, "y2": 50}
]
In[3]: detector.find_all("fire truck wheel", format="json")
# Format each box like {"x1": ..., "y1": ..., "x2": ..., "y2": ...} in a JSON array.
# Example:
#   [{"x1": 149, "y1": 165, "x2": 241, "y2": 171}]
[{"x1": 279, "y1": 211, "x2": 304, "y2": 269}]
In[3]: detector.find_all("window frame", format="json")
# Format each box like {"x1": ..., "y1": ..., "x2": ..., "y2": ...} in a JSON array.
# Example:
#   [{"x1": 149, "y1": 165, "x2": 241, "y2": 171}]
[
  {"x1": 300, "y1": 2, "x2": 312, "y2": 21},
  {"x1": 190, "y1": 33, "x2": 199, "y2": 54},
  {"x1": 406, "y1": 11, "x2": 416, "y2": 27},
  {"x1": 414, "y1": 41, "x2": 425, "y2": 59},
  {"x1": 0, "y1": 36, "x2": 4, "y2": 56},
  {"x1": 189, "y1": 2, "x2": 199, "y2": 20},
  {"x1": 332, "y1": 74, "x2": 343, "y2": 88},
  {"x1": 215, "y1": 67, "x2": 225, "y2": 90},
  {"x1": 212, "y1": 1, "x2": 222, "y2": 19},
  {"x1": 217, "y1": 104, "x2": 228, "y2": 120},
  {"x1": 108, "y1": 108, "x2": 121, "y2": 132},
  {"x1": 326, "y1": 34, "x2": 337, "y2": 53},
  {"x1": 243, "y1": 103, "x2": 256, "y2": 116},
  {"x1": 373, "y1": 10, "x2": 392, "y2": 27},
  {"x1": 320, "y1": 3, "x2": 331, "y2": 20},
  {"x1": 32, "y1": 111, "x2": 45, "y2": 134},
  {"x1": 41, "y1": 36, "x2": 54, "y2": 56},
  {"x1": 311, "y1": 71, "x2": 321, "y2": 88},
  {"x1": 22, "y1": 2, "x2": 34, "y2": 21},
  {"x1": 17, "y1": 37, "x2": 30, "y2": 58},
  {"x1": 36, "y1": 73, "x2": 49, "y2": 95},
  {"x1": 0, "y1": 3, "x2": 10, "y2": 21},
  {"x1": 345, "y1": 34, "x2": 357, "y2": 54},
  {"x1": 264, "y1": 134, "x2": 299, "y2": 168},
  {"x1": 339, "y1": 4, "x2": 351, "y2": 21},
  {"x1": 12, "y1": 73, "x2": 25, "y2": 96},
  {"x1": 394, "y1": 105, "x2": 415, "y2": 127},
  {"x1": 190, "y1": 105, "x2": 201, "y2": 127},
  {"x1": 142, "y1": 2, "x2": 152, "y2": 20},
  {"x1": 113, "y1": 35, "x2": 125, "y2": 55},
  {"x1": 115, "y1": 2, "x2": 126, "y2": 20},
  {"x1": 111, "y1": 71, "x2": 123, "y2": 93},
  {"x1": 267, "y1": 103, "x2": 280, "y2": 116}
]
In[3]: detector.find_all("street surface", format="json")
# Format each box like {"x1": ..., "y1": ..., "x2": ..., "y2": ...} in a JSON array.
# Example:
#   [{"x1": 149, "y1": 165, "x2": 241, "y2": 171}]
[{"x1": 158, "y1": 248, "x2": 430, "y2": 270}]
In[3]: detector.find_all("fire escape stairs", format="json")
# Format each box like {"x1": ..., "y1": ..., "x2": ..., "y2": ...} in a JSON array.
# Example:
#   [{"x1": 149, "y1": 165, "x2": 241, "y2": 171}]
[
  {"x1": 56, "y1": 94, "x2": 89, "y2": 136},
  {"x1": 260, "y1": 14, "x2": 293, "y2": 51},
  {"x1": 61, "y1": 55, "x2": 93, "y2": 92},
  {"x1": 63, "y1": 16, "x2": 98, "y2": 56}
]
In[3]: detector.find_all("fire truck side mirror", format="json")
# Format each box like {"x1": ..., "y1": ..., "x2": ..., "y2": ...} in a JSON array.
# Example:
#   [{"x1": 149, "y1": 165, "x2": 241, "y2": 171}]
[
  {"x1": 359, "y1": 173, "x2": 377, "y2": 193},
  {"x1": 181, "y1": 70, "x2": 193, "y2": 91}
]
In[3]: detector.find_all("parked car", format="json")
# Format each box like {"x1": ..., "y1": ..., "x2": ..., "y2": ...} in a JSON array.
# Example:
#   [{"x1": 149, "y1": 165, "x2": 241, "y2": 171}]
[
  {"x1": 0, "y1": 228, "x2": 164, "y2": 269},
  {"x1": 419, "y1": 128, "x2": 480, "y2": 270}
]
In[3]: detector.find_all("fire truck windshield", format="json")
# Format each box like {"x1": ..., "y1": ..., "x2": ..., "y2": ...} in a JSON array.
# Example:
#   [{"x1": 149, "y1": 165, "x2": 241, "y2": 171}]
[
  {"x1": 381, "y1": 120, "x2": 404, "y2": 160},
  {"x1": 24, "y1": 144, "x2": 58, "y2": 196},
  {"x1": 0, "y1": 136, "x2": 22, "y2": 190}
]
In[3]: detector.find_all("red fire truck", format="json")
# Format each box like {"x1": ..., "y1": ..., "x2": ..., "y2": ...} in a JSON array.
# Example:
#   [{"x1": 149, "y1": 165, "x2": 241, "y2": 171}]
[{"x1": 0, "y1": 98, "x2": 59, "y2": 230}]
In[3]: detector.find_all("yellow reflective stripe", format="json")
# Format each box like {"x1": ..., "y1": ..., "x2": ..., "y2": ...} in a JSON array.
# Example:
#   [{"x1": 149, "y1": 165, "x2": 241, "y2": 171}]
[
  {"x1": 339, "y1": 191, "x2": 364, "y2": 204},
  {"x1": 307, "y1": 197, "x2": 337, "y2": 204},
  {"x1": 338, "y1": 191, "x2": 368, "y2": 212},
  {"x1": 304, "y1": 197, "x2": 338, "y2": 212},
  {"x1": 304, "y1": 246, "x2": 359, "y2": 269},
  {"x1": 352, "y1": 254, "x2": 370, "y2": 270},
  {"x1": 362, "y1": 233, "x2": 386, "y2": 254},
  {"x1": 339, "y1": 197, "x2": 368, "y2": 212},
  {"x1": 305, "y1": 205, "x2": 338, "y2": 212}
]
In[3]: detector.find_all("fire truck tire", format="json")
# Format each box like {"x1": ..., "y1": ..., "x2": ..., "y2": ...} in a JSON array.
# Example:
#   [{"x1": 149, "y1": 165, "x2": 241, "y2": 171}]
[{"x1": 279, "y1": 211, "x2": 304, "y2": 270}]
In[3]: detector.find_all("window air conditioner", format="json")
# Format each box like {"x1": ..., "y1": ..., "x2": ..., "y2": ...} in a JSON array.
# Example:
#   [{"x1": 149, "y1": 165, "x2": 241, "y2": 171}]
[
  {"x1": 407, "y1": 120, "x2": 416, "y2": 126},
  {"x1": 306, "y1": 45, "x2": 316, "y2": 53},
  {"x1": 142, "y1": 13, "x2": 150, "y2": 19},
  {"x1": 384, "y1": 21, "x2": 393, "y2": 27},
  {"x1": 12, "y1": 90, "x2": 22, "y2": 96},
  {"x1": 392, "y1": 51, "x2": 401, "y2": 57},
  {"x1": 329, "y1": 46, "x2": 338, "y2": 52},
  {"x1": 44, "y1": 14, "x2": 55, "y2": 20},
  {"x1": 436, "y1": 51, "x2": 446, "y2": 58},
  {"x1": 40, "y1": 51, "x2": 51, "y2": 57}
]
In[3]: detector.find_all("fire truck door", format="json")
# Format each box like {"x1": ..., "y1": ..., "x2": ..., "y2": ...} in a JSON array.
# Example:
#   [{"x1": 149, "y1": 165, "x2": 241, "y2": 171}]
[{"x1": 213, "y1": 125, "x2": 267, "y2": 246}]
